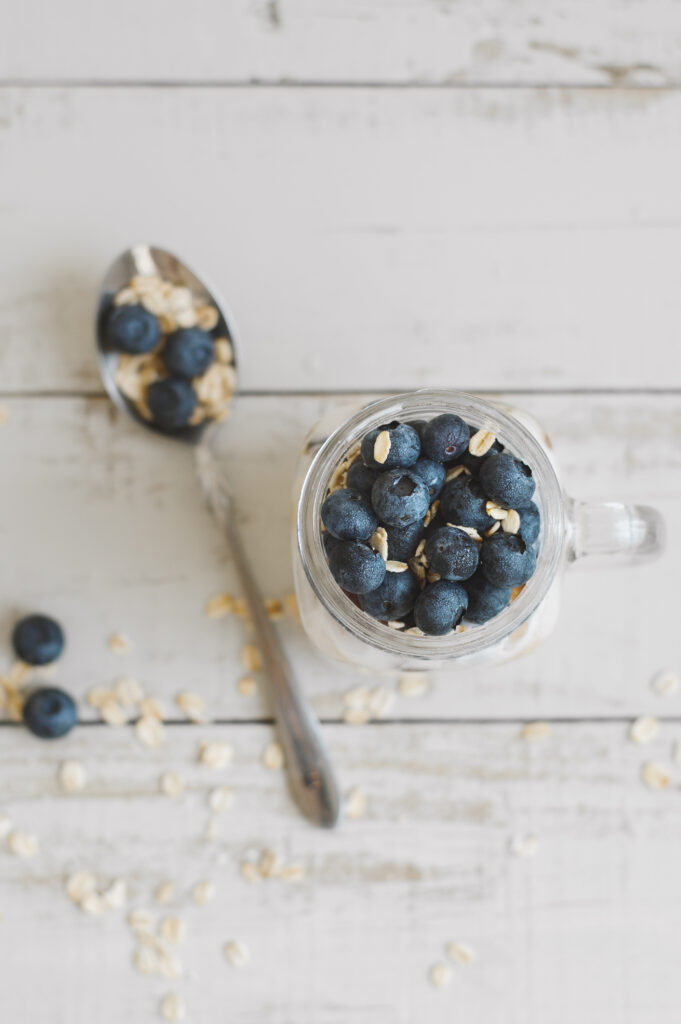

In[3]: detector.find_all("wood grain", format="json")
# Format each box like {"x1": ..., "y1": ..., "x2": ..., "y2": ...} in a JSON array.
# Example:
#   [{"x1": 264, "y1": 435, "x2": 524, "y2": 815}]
[
  {"x1": 1, "y1": 721, "x2": 680, "y2": 1024},
  {"x1": 1, "y1": 0, "x2": 680, "y2": 85},
  {"x1": 0, "y1": 392, "x2": 677, "y2": 721},
  {"x1": 2, "y1": 88, "x2": 681, "y2": 393}
]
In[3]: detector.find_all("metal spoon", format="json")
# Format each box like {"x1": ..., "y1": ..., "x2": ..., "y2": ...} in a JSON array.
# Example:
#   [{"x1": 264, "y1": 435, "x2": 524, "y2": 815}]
[{"x1": 96, "y1": 244, "x2": 341, "y2": 828}]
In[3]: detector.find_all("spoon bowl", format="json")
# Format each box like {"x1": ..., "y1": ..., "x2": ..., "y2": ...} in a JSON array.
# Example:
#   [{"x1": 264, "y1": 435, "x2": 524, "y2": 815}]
[{"x1": 96, "y1": 243, "x2": 238, "y2": 443}]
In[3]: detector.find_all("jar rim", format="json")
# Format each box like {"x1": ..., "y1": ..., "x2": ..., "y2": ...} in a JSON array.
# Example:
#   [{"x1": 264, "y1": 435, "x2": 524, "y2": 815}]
[{"x1": 296, "y1": 390, "x2": 565, "y2": 661}]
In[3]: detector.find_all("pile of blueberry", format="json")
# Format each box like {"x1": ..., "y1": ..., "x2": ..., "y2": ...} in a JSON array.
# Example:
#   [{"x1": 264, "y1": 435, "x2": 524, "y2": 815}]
[
  {"x1": 102, "y1": 279, "x2": 236, "y2": 432},
  {"x1": 9, "y1": 614, "x2": 77, "y2": 738},
  {"x1": 320, "y1": 415, "x2": 540, "y2": 636}
]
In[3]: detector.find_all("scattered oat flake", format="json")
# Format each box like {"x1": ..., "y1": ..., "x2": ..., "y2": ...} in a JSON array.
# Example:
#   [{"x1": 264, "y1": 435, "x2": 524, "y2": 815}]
[
  {"x1": 135, "y1": 945, "x2": 159, "y2": 975},
  {"x1": 100, "y1": 698, "x2": 128, "y2": 726},
  {"x1": 160, "y1": 771, "x2": 185, "y2": 798},
  {"x1": 240, "y1": 861, "x2": 261, "y2": 884},
  {"x1": 158, "y1": 951, "x2": 183, "y2": 980},
  {"x1": 445, "y1": 464, "x2": 469, "y2": 483},
  {"x1": 86, "y1": 687, "x2": 111, "y2": 709},
  {"x1": 652, "y1": 669, "x2": 679, "y2": 697},
  {"x1": 7, "y1": 831, "x2": 38, "y2": 858},
  {"x1": 509, "y1": 834, "x2": 539, "y2": 858},
  {"x1": 224, "y1": 940, "x2": 250, "y2": 967},
  {"x1": 485, "y1": 501, "x2": 508, "y2": 521},
  {"x1": 368, "y1": 686, "x2": 395, "y2": 718},
  {"x1": 160, "y1": 992, "x2": 185, "y2": 1023},
  {"x1": 259, "y1": 849, "x2": 281, "y2": 878},
  {"x1": 641, "y1": 760, "x2": 670, "y2": 790},
  {"x1": 238, "y1": 676, "x2": 257, "y2": 697},
  {"x1": 208, "y1": 785, "x2": 234, "y2": 813},
  {"x1": 128, "y1": 908, "x2": 155, "y2": 934},
  {"x1": 398, "y1": 673, "x2": 429, "y2": 698},
  {"x1": 345, "y1": 786, "x2": 368, "y2": 820},
  {"x1": 198, "y1": 739, "x2": 233, "y2": 770},
  {"x1": 429, "y1": 963, "x2": 452, "y2": 989},
  {"x1": 193, "y1": 880, "x2": 216, "y2": 905},
  {"x1": 108, "y1": 632, "x2": 131, "y2": 654},
  {"x1": 241, "y1": 644, "x2": 262, "y2": 673},
  {"x1": 447, "y1": 941, "x2": 476, "y2": 965},
  {"x1": 175, "y1": 690, "x2": 205, "y2": 723},
  {"x1": 155, "y1": 882, "x2": 176, "y2": 905},
  {"x1": 204, "y1": 592, "x2": 234, "y2": 619},
  {"x1": 159, "y1": 915, "x2": 186, "y2": 945},
  {"x1": 136, "y1": 714, "x2": 165, "y2": 748},
  {"x1": 370, "y1": 527, "x2": 389, "y2": 561},
  {"x1": 385, "y1": 560, "x2": 408, "y2": 573},
  {"x1": 140, "y1": 696, "x2": 166, "y2": 720},
  {"x1": 81, "y1": 892, "x2": 107, "y2": 916},
  {"x1": 264, "y1": 598, "x2": 285, "y2": 621},
  {"x1": 520, "y1": 721, "x2": 551, "y2": 741},
  {"x1": 373, "y1": 430, "x2": 391, "y2": 465},
  {"x1": 279, "y1": 863, "x2": 305, "y2": 883},
  {"x1": 343, "y1": 685, "x2": 370, "y2": 709},
  {"x1": 114, "y1": 675, "x2": 145, "y2": 705},
  {"x1": 502, "y1": 509, "x2": 521, "y2": 534},
  {"x1": 343, "y1": 707, "x2": 371, "y2": 725},
  {"x1": 262, "y1": 740, "x2": 285, "y2": 771},
  {"x1": 629, "y1": 716, "x2": 660, "y2": 745},
  {"x1": 58, "y1": 760, "x2": 87, "y2": 793},
  {"x1": 66, "y1": 871, "x2": 96, "y2": 903},
  {"x1": 103, "y1": 878, "x2": 128, "y2": 909}
]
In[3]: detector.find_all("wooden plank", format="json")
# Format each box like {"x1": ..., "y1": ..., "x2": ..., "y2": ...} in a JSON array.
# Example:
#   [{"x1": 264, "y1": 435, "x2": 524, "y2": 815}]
[
  {"x1": 1, "y1": 0, "x2": 680, "y2": 85},
  {"x1": 1, "y1": 721, "x2": 680, "y2": 1023},
  {"x1": 0, "y1": 392, "x2": 678, "y2": 721},
  {"x1": 2, "y1": 87, "x2": 681, "y2": 393}
]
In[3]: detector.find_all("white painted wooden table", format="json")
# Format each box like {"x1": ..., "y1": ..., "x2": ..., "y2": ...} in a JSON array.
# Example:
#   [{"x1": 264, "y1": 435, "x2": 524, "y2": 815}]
[{"x1": 2, "y1": 5, "x2": 681, "y2": 1022}]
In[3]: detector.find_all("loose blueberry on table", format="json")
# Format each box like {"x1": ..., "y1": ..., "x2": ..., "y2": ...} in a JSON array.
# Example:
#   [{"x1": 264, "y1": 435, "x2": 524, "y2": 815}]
[
  {"x1": 11, "y1": 613, "x2": 78, "y2": 738},
  {"x1": 320, "y1": 416, "x2": 540, "y2": 636}
]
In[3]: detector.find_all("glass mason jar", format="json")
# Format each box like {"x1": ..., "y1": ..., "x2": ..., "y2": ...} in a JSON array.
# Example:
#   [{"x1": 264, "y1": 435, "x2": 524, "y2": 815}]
[{"x1": 293, "y1": 390, "x2": 665, "y2": 673}]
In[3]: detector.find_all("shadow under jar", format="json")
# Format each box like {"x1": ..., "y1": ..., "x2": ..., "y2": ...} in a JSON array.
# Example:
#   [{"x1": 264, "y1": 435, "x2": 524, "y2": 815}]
[{"x1": 293, "y1": 390, "x2": 665, "y2": 674}]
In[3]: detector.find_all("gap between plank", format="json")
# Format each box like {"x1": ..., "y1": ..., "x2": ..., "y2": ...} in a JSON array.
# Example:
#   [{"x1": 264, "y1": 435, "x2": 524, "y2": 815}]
[
  {"x1": 1, "y1": 387, "x2": 681, "y2": 401},
  {"x1": 1, "y1": 715, "x2": 679, "y2": 729},
  {"x1": 0, "y1": 80, "x2": 678, "y2": 92}
]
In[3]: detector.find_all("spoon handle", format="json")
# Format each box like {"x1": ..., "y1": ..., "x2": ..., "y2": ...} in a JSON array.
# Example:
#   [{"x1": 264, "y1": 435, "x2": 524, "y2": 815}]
[{"x1": 196, "y1": 444, "x2": 342, "y2": 829}]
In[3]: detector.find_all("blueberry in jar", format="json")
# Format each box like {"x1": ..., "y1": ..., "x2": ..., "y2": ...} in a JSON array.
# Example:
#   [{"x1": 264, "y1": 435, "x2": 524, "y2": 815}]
[
  {"x1": 464, "y1": 571, "x2": 512, "y2": 624},
  {"x1": 163, "y1": 328, "x2": 215, "y2": 379},
  {"x1": 410, "y1": 458, "x2": 446, "y2": 500},
  {"x1": 359, "y1": 569, "x2": 421, "y2": 621},
  {"x1": 425, "y1": 526, "x2": 479, "y2": 582},
  {"x1": 321, "y1": 488, "x2": 379, "y2": 541},
  {"x1": 328, "y1": 541, "x2": 387, "y2": 595},
  {"x1": 23, "y1": 686, "x2": 77, "y2": 739},
  {"x1": 147, "y1": 378, "x2": 197, "y2": 430},
  {"x1": 479, "y1": 453, "x2": 535, "y2": 509},
  {"x1": 384, "y1": 520, "x2": 425, "y2": 562},
  {"x1": 371, "y1": 469, "x2": 431, "y2": 527},
  {"x1": 479, "y1": 533, "x2": 537, "y2": 588},
  {"x1": 323, "y1": 532, "x2": 341, "y2": 558},
  {"x1": 105, "y1": 304, "x2": 160, "y2": 354},
  {"x1": 439, "y1": 476, "x2": 495, "y2": 533},
  {"x1": 414, "y1": 580, "x2": 468, "y2": 636},
  {"x1": 407, "y1": 419, "x2": 428, "y2": 445},
  {"x1": 518, "y1": 501, "x2": 541, "y2": 546},
  {"x1": 360, "y1": 422, "x2": 421, "y2": 470},
  {"x1": 12, "y1": 614, "x2": 64, "y2": 666},
  {"x1": 346, "y1": 461, "x2": 379, "y2": 498},
  {"x1": 421, "y1": 414, "x2": 469, "y2": 464}
]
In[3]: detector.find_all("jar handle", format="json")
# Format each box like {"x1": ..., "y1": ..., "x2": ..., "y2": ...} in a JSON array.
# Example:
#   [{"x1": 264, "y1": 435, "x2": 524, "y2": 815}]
[{"x1": 566, "y1": 498, "x2": 666, "y2": 567}]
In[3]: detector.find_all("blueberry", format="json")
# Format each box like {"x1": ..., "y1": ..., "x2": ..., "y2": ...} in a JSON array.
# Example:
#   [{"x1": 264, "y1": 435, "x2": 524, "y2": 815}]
[
  {"x1": 440, "y1": 476, "x2": 494, "y2": 532},
  {"x1": 12, "y1": 614, "x2": 64, "y2": 666},
  {"x1": 414, "y1": 580, "x2": 468, "y2": 636},
  {"x1": 479, "y1": 453, "x2": 535, "y2": 509},
  {"x1": 163, "y1": 328, "x2": 215, "y2": 379},
  {"x1": 22, "y1": 687, "x2": 77, "y2": 739},
  {"x1": 425, "y1": 526, "x2": 479, "y2": 582},
  {"x1": 407, "y1": 419, "x2": 429, "y2": 444},
  {"x1": 328, "y1": 541, "x2": 387, "y2": 595},
  {"x1": 371, "y1": 469, "x2": 431, "y2": 527},
  {"x1": 480, "y1": 533, "x2": 537, "y2": 588},
  {"x1": 147, "y1": 378, "x2": 197, "y2": 431},
  {"x1": 462, "y1": 424, "x2": 504, "y2": 470},
  {"x1": 361, "y1": 421, "x2": 421, "y2": 469},
  {"x1": 106, "y1": 304, "x2": 160, "y2": 354},
  {"x1": 346, "y1": 461, "x2": 379, "y2": 498},
  {"x1": 518, "y1": 501, "x2": 541, "y2": 546},
  {"x1": 359, "y1": 569, "x2": 421, "y2": 621},
  {"x1": 410, "y1": 458, "x2": 446, "y2": 500},
  {"x1": 384, "y1": 520, "x2": 425, "y2": 561},
  {"x1": 321, "y1": 488, "x2": 379, "y2": 541},
  {"x1": 464, "y1": 572, "x2": 512, "y2": 624},
  {"x1": 323, "y1": 532, "x2": 340, "y2": 558},
  {"x1": 422, "y1": 414, "x2": 469, "y2": 463}
]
